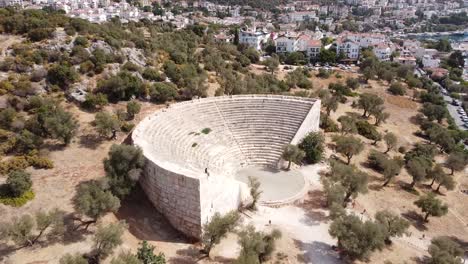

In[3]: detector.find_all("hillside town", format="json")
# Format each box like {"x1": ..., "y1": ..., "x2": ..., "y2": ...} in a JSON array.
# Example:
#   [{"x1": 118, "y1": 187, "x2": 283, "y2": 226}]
[{"x1": 0, "y1": 0, "x2": 467, "y2": 264}]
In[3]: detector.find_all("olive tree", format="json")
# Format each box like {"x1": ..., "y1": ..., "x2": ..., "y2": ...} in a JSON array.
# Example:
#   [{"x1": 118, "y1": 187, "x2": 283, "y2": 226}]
[
  {"x1": 357, "y1": 93, "x2": 384, "y2": 118},
  {"x1": 333, "y1": 135, "x2": 364, "y2": 164},
  {"x1": 414, "y1": 193, "x2": 448, "y2": 222},
  {"x1": 104, "y1": 144, "x2": 145, "y2": 199},
  {"x1": 298, "y1": 132, "x2": 324, "y2": 164},
  {"x1": 329, "y1": 161, "x2": 368, "y2": 205},
  {"x1": 235, "y1": 225, "x2": 281, "y2": 264},
  {"x1": 445, "y1": 151, "x2": 467, "y2": 175},
  {"x1": 281, "y1": 144, "x2": 305, "y2": 170},
  {"x1": 383, "y1": 132, "x2": 397, "y2": 154},
  {"x1": 73, "y1": 180, "x2": 121, "y2": 230},
  {"x1": 201, "y1": 211, "x2": 240, "y2": 256},
  {"x1": 428, "y1": 237, "x2": 464, "y2": 264},
  {"x1": 92, "y1": 221, "x2": 127, "y2": 261},
  {"x1": 94, "y1": 111, "x2": 120, "y2": 139}
]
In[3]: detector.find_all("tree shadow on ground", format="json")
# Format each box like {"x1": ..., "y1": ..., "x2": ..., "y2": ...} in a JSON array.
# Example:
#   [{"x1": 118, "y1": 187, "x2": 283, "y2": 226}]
[
  {"x1": 78, "y1": 133, "x2": 105, "y2": 150},
  {"x1": 401, "y1": 210, "x2": 428, "y2": 232},
  {"x1": 0, "y1": 243, "x2": 17, "y2": 262},
  {"x1": 115, "y1": 184, "x2": 189, "y2": 243},
  {"x1": 42, "y1": 141, "x2": 66, "y2": 152},
  {"x1": 299, "y1": 190, "x2": 329, "y2": 226},
  {"x1": 293, "y1": 239, "x2": 341, "y2": 264}
]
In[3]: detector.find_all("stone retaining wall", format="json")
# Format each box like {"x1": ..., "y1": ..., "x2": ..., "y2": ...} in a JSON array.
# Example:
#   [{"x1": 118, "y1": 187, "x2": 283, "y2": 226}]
[{"x1": 140, "y1": 158, "x2": 202, "y2": 238}]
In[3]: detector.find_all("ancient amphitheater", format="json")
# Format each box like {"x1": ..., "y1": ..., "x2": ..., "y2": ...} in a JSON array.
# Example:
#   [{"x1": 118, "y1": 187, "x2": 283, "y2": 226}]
[{"x1": 132, "y1": 95, "x2": 321, "y2": 238}]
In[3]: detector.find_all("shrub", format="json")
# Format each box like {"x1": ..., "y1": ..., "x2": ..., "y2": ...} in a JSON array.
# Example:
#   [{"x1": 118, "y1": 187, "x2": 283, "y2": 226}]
[
  {"x1": 142, "y1": 68, "x2": 166, "y2": 82},
  {"x1": 317, "y1": 69, "x2": 331, "y2": 78},
  {"x1": 356, "y1": 120, "x2": 381, "y2": 142},
  {"x1": 320, "y1": 115, "x2": 339, "y2": 132},
  {"x1": 398, "y1": 146, "x2": 406, "y2": 153},
  {"x1": 120, "y1": 122, "x2": 135, "y2": 132},
  {"x1": 0, "y1": 189, "x2": 35, "y2": 207},
  {"x1": 126, "y1": 100, "x2": 141, "y2": 120},
  {"x1": 388, "y1": 82, "x2": 406, "y2": 96},
  {"x1": 299, "y1": 132, "x2": 324, "y2": 164},
  {"x1": 6, "y1": 170, "x2": 32, "y2": 197},
  {"x1": 0, "y1": 156, "x2": 29, "y2": 174},
  {"x1": 149, "y1": 82, "x2": 178, "y2": 103},
  {"x1": 201, "y1": 128, "x2": 211, "y2": 134}
]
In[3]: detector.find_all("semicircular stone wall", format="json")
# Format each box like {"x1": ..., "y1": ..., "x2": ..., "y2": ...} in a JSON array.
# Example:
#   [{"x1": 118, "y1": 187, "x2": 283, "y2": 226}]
[{"x1": 132, "y1": 95, "x2": 321, "y2": 238}]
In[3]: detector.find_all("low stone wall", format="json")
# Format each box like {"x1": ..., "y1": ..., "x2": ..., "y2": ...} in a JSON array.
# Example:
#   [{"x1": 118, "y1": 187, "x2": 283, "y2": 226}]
[{"x1": 139, "y1": 157, "x2": 202, "y2": 238}]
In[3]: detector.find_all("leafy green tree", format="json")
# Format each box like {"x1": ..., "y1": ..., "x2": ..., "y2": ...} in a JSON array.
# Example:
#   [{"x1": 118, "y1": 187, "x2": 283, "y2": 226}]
[
  {"x1": 375, "y1": 210, "x2": 409, "y2": 243},
  {"x1": 318, "y1": 48, "x2": 336, "y2": 64},
  {"x1": 388, "y1": 82, "x2": 406, "y2": 95},
  {"x1": 445, "y1": 151, "x2": 467, "y2": 175},
  {"x1": 298, "y1": 132, "x2": 324, "y2": 164},
  {"x1": 329, "y1": 161, "x2": 368, "y2": 204},
  {"x1": 47, "y1": 64, "x2": 79, "y2": 89},
  {"x1": 137, "y1": 240, "x2": 165, "y2": 264},
  {"x1": 74, "y1": 36, "x2": 89, "y2": 47},
  {"x1": 447, "y1": 50, "x2": 464, "y2": 68},
  {"x1": 247, "y1": 176, "x2": 261, "y2": 210},
  {"x1": 263, "y1": 56, "x2": 279, "y2": 74},
  {"x1": 142, "y1": 68, "x2": 165, "y2": 82},
  {"x1": 149, "y1": 82, "x2": 178, "y2": 103},
  {"x1": 73, "y1": 180, "x2": 120, "y2": 229},
  {"x1": 333, "y1": 135, "x2": 364, "y2": 164},
  {"x1": 126, "y1": 100, "x2": 141, "y2": 120},
  {"x1": 367, "y1": 151, "x2": 403, "y2": 187},
  {"x1": 414, "y1": 193, "x2": 448, "y2": 222},
  {"x1": 111, "y1": 251, "x2": 142, "y2": 264},
  {"x1": 370, "y1": 106, "x2": 390, "y2": 126},
  {"x1": 97, "y1": 71, "x2": 144, "y2": 102},
  {"x1": 337, "y1": 115, "x2": 357, "y2": 135},
  {"x1": 346, "y1": 77, "x2": 359, "y2": 90},
  {"x1": 59, "y1": 254, "x2": 88, "y2": 264},
  {"x1": 93, "y1": 221, "x2": 127, "y2": 261},
  {"x1": 282, "y1": 144, "x2": 305, "y2": 170},
  {"x1": 421, "y1": 103, "x2": 447, "y2": 123},
  {"x1": 202, "y1": 211, "x2": 240, "y2": 256},
  {"x1": 235, "y1": 225, "x2": 281, "y2": 264},
  {"x1": 428, "y1": 237, "x2": 464, "y2": 264},
  {"x1": 94, "y1": 111, "x2": 120, "y2": 139},
  {"x1": 44, "y1": 108, "x2": 78, "y2": 145},
  {"x1": 6, "y1": 170, "x2": 32, "y2": 197},
  {"x1": 285, "y1": 52, "x2": 306, "y2": 65},
  {"x1": 104, "y1": 144, "x2": 144, "y2": 199},
  {"x1": 407, "y1": 156, "x2": 432, "y2": 188},
  {"x1": 434, "y1": 173, "x2": 456, "y2": 193},
  {"x1": 319, "y1": 91, "x2": 339, "y2": 116},
  {"x1": 426, "y1": 164, "x2": 446, "y2": 187},
  {"x1": 2, "y1": 209, "x2": 65, "y2": 247},
  {"x1": 15, "y1": 130, "x2": 43, "y2": 154},
  {"x1": 0, "y1": 108, "x2": 17, "y2": 129},
  {"x1": 329, "y1": 214, "x2": 385, "y2": 260},
  {"x1": 383, "y1": 132, "x2": 398, "y2": 154},
  {"x1": 82, "y1": 93, "x2": 108, "y2": 110},
  {"x1": 357, "y1": 93, "x2": 384, "y2": 118}
]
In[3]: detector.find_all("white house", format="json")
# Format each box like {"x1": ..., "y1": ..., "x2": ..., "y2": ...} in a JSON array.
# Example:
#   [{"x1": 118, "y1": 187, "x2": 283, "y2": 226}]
[
  {"x1": 239, "y1": 29, "x2": 270, "y2": 51},
  {"x1": 336, "y1": 38, "x2": 360, "y2": 60},
  {"x1": 422, "y1": 54, "x2": 440, "y2": 68},
  {"x1": 373, "y1": 43, "x2": 392, "y2": 61},
  {"x1": 307, "y1": 40, "x2": 322, "y2": 59},
  {"x1": 286, "y1": 11, "x2": 318, "y2": 23},
  {"x1": 341, "y1": 32, "x2": 387, "y2": 48}
]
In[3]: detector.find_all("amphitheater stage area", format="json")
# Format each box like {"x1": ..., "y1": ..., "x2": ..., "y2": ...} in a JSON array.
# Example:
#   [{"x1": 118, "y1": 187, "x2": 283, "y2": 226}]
[{"x1": 235, "y1": 167, "x2": 307, "y2": 204}]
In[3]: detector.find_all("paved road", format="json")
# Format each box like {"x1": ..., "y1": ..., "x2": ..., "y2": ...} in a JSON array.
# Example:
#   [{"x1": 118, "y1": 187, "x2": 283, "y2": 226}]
[{"x1": 431, "y1": 81, "x2": 468, "y2": 131}]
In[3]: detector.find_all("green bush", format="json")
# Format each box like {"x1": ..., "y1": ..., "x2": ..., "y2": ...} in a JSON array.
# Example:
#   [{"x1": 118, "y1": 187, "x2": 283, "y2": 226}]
[
  {"x1": 7, "y1": 170, "x2": 32, "y2": 197},
  {"x1": 120, "y1": 122, "x2": 135, "y2": 132},
  {"x1": 388, "y1": 82, "x2": 406, "y2": 96},
  {"x1": 356, "y1": 120, "x2": 380, "y2": 141},
  {"x1": 299, "y1": 132, "x2": 324, "y2": 164},
  {"x1": 320, "y1": 115, "x2": 339, "y2": 133},
  {"x1": 0, "y1": 189, "x2": 35, "y2": 207},
  {"x1": 201, "y1": 128, "x2": 212, "y2": 134}
]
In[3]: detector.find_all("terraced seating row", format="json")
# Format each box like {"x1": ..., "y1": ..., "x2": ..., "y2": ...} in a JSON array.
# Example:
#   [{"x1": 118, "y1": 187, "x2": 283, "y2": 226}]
[{"x1": 132, "y1": 95, "x2": 318, "y2": 178}]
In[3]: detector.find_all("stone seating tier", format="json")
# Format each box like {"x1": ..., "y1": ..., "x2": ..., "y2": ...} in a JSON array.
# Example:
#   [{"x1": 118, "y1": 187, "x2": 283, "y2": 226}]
[{"x1": 133, "y1": 96, "x2": 317, "y2": 179}]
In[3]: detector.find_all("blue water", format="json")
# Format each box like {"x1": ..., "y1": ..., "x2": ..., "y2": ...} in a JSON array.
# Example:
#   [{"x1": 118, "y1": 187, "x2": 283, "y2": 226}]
[{"x1": 413, "y1": 32, "x2": 468, "y2": 42}]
